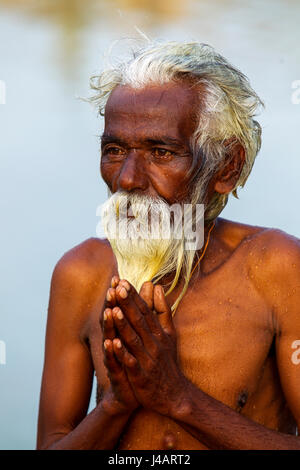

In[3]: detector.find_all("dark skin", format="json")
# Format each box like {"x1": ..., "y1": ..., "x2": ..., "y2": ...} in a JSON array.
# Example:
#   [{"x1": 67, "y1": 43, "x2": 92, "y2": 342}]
[{"x1": 37, "y1": 83, "x2": 300, "y2": 450}]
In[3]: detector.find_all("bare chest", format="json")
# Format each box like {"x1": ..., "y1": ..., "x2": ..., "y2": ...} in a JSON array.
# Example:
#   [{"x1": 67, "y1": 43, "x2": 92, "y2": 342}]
[
  {"x1": 88, "y1": 261, "x2": 274, "y2": 409},
  {"x1": 86, "y1": 259, "x2": 289, "y2": 449},
  {"x1": 171, "y1": 270, "x2": 274, "y2": 407}
]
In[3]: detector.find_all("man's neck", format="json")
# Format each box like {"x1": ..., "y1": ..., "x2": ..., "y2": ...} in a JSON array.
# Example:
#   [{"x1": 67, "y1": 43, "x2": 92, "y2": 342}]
[{"x1": 155, "y1": 217, "x2": 218, "y2": 289}]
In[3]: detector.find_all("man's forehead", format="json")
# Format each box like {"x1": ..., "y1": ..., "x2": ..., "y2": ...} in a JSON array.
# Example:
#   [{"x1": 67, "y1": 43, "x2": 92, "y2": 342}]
[
  {"x1": 104, "y1": 83, "x2": 200, "y2": 140},
  {"x1": 105, "y1": 83, "x2": 199, "y2": 116}
]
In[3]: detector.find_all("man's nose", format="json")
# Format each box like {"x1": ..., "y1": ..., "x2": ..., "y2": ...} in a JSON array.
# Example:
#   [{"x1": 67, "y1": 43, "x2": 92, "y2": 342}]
[{"x1": 117, "y1": 150, "x2": 148, "y2": 192}]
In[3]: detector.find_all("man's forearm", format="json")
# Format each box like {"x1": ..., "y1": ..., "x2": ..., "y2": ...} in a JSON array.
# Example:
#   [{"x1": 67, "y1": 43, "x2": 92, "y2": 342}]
[
  {"x1": 169, "y1": 378, "x2": 300, "y2": 450},
  {"x1": 40, "y1": 401, "x2": 133, "y2": 450}
]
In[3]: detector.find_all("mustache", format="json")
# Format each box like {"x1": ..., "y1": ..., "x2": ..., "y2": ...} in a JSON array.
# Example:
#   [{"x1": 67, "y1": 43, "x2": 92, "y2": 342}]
[
  {"x1": 101, "y1": 189, "x2": 204, "y2": 250},
  {"x1": 102, "y1": 190, "x2": 174, "y2": 241},
  {"x1": 105, "y1": 190, "x2": 170, "y2": 219}
]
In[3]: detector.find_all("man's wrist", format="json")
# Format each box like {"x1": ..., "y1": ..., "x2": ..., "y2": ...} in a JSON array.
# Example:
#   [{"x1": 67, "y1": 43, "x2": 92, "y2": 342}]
[
  {"x1": 99, "y1": 390, "x2": 135, "y2": 418},
  {"x1": 167, "y1": 375, "x2": 194, "y2": 420},
  {"x1": 100, "y1": 398, "x2": 134, "y2": 418}
]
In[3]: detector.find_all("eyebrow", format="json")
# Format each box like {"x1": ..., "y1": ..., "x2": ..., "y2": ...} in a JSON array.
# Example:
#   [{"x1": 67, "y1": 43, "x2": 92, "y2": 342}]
[
  {"x1": 101, "y1": 134, "x2": 125, "y2": 147},
  {"x1": 101, "y1": 133, "x2": 184, "y2": 147}
]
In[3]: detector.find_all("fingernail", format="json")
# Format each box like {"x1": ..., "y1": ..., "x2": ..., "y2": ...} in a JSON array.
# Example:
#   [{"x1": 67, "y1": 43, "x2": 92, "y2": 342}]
[
  {"x1": 119, "y1": 286, "x2": 128, "y2": 299},
  {"x1": 117, "y1": 309, "x2": 123, "y2": 320},
  {"x1": 120, "y1": 279, "x2": 130, "y2": 291},
  {"x1": 111, "y1": 276, "x2": 119, "y2": 288},
  {"x1": 103, "y1": 311, "x2": 107, "y2": 321},
  {"x1": 103, "y1": 340, "x2": 109, "y2": 350},
  {"x1": 115, "y1": 339, "x2": 122, "y2": 349},
  {"x1": 106, "y1": 290, "x2": 112, "y2": 301}
]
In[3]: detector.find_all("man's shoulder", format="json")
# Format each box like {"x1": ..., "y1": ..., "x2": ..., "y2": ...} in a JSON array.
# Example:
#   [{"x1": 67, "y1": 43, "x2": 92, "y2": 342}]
[
  {"x1": 222, "y1": 219, "x2": 300, "y2": 294},
  {"x1": 219, "y1": 217, "x2": 299, "y2": 253},
  {"x1": 245, "y1": 224, "x2": 300, "y2": 272},
  {"x1": 46, "y1": 238, "x2": 115, "y2": 346},
  {"x1": 219, "y1": 217, "x2": 300, "y2": 276},
  {"x1": 217, "y1": 217, "x2": 267, "y2": 249},
  {"x1": 51, "y1": 237, "x2": 116, "y2": 292}
]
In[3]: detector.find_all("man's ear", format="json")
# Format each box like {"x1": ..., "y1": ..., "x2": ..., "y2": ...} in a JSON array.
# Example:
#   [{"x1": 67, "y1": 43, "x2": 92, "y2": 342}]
[{"x1": 214, "y1": 139, "x2": 245, "y2": 194}]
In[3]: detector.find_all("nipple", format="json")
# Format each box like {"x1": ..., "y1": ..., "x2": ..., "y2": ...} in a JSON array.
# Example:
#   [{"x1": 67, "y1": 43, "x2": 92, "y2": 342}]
[{"x1": 162, "y1": 431, "x2": 177, "y2": 450}]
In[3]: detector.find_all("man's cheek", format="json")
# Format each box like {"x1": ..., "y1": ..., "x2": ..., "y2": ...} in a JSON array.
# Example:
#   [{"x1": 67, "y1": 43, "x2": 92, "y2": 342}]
[{"x1": 100, "y1": 162, "x2": 119, "y2": 190}]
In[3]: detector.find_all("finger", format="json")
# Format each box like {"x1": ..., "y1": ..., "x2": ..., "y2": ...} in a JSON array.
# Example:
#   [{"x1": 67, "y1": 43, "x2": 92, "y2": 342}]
[
  {"x1": 104, "y1": 287, "x2": 117, "y2": 309},
  {"x1": 100, "y1": 285, "x2": 117, "y2": 329},
  {"x1": 103, "y1": 339, "x2": 122, "y2": 375},
  {"x1": 102, "y1": 308, "x2": 116, "y2": 340},
  {"x1": 115, "y1": 282, "x2": 153, "y2": 342},
  {"x1": 121, "y1": 281, "x2": 164, "y2": 337},
  {"x1": 112, "y1": 338, "x2": 139, "y2": 372},
  {"x1": 118, "y1": 279, "x2": 131, "y2": 291},
  {"x1": 139, "y1": 281, "x2": 154, "y2": 310},
  {"x1": 115, "y1": 279, "x2": 164, "y2": 343},
  {"x1": 135, "y1": 291, "x2": 165, "y2": 339},
  {"x1": 154, "y1": 285, "x2": 176, "y2": 339},
  {"x1": 111, "y1": 275, "x2": 120, "y2": 288},
  {"x1": 112, "y1": 306, "x2": 149, "y2": 360}
]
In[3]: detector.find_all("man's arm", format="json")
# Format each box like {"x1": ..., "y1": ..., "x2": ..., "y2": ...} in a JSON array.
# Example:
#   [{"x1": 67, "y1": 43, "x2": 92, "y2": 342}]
[
  {"x1": 106, "y1": 249, "x2": 300, "y2": 450},
  {"x1": 37, "y1": 240, "x2": 133, "y2": 450},
  {"x1": 166, "y1": 379, "x2": 300, "y2": 450},
  {"x1": 168, "y1": 231, "x2": 300, "y2": 449}
]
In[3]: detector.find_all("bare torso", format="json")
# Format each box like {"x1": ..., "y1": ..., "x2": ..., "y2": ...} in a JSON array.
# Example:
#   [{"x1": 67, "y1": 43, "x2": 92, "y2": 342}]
[{"x1": 80, "y1": 218, "x2": 297, "y2": 449}]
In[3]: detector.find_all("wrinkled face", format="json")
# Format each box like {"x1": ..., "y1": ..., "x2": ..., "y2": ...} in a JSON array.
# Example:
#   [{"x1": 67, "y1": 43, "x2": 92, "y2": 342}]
[{"x1": 101, "y1": 82, "x2": 202, "y2": 204}]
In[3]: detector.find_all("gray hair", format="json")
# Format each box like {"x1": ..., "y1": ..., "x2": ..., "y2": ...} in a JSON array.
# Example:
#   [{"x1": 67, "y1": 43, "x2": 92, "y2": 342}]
[{"x1": 90, "y1": 40, "x2": 263, "y2": 220}]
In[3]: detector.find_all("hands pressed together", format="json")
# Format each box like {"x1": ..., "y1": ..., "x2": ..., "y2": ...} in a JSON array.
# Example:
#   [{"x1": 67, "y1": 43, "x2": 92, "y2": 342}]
[{"x1": 100, "y1": 276, "x2": 188, "y2": 417}]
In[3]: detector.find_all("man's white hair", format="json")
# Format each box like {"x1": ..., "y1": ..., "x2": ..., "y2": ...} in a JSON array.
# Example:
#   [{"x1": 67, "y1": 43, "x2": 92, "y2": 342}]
[{"x1": 90, "y1": 39, "x2": 263, "y2": 220}]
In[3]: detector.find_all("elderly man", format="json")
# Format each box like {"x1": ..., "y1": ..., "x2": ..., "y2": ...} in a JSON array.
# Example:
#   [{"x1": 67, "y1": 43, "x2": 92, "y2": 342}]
[{"x1": 37, "y1": 41, "x2": 300, "y2": 450}]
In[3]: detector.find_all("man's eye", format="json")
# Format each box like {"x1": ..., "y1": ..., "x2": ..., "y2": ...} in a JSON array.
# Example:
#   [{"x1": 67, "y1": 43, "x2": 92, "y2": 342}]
[
  {"x1": 105, "y1": 147, "x2": 126, "y2": 156},
  {"x1": 152, "y1": 148, "x2": 173, "y2": 158}
]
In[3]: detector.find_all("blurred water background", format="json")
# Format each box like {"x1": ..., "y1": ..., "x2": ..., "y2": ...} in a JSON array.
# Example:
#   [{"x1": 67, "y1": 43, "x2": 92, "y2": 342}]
[{"x1": 0, "y1": 0, "x2": 299, "y2": 449}]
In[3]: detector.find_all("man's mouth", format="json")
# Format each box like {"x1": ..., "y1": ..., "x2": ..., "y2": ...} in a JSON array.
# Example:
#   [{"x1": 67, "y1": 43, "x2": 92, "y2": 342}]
[{"x1": 127, "y1": 203, "x2": 138, "y2": 219}]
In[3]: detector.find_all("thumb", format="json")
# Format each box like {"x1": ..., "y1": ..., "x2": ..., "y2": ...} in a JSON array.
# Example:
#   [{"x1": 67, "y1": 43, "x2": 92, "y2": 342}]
[
  {"x1": 153, "y1": 285, "x2": 175, "y2": 340},
  {"x1": 139, "y1": 281, "x2": 154, "y2": 310}
]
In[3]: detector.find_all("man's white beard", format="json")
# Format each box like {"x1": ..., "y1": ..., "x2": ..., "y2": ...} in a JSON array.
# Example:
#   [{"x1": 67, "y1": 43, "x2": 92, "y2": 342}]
[{"x1": 101, "y1": 190, "x2": 190, "y2": 293}]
